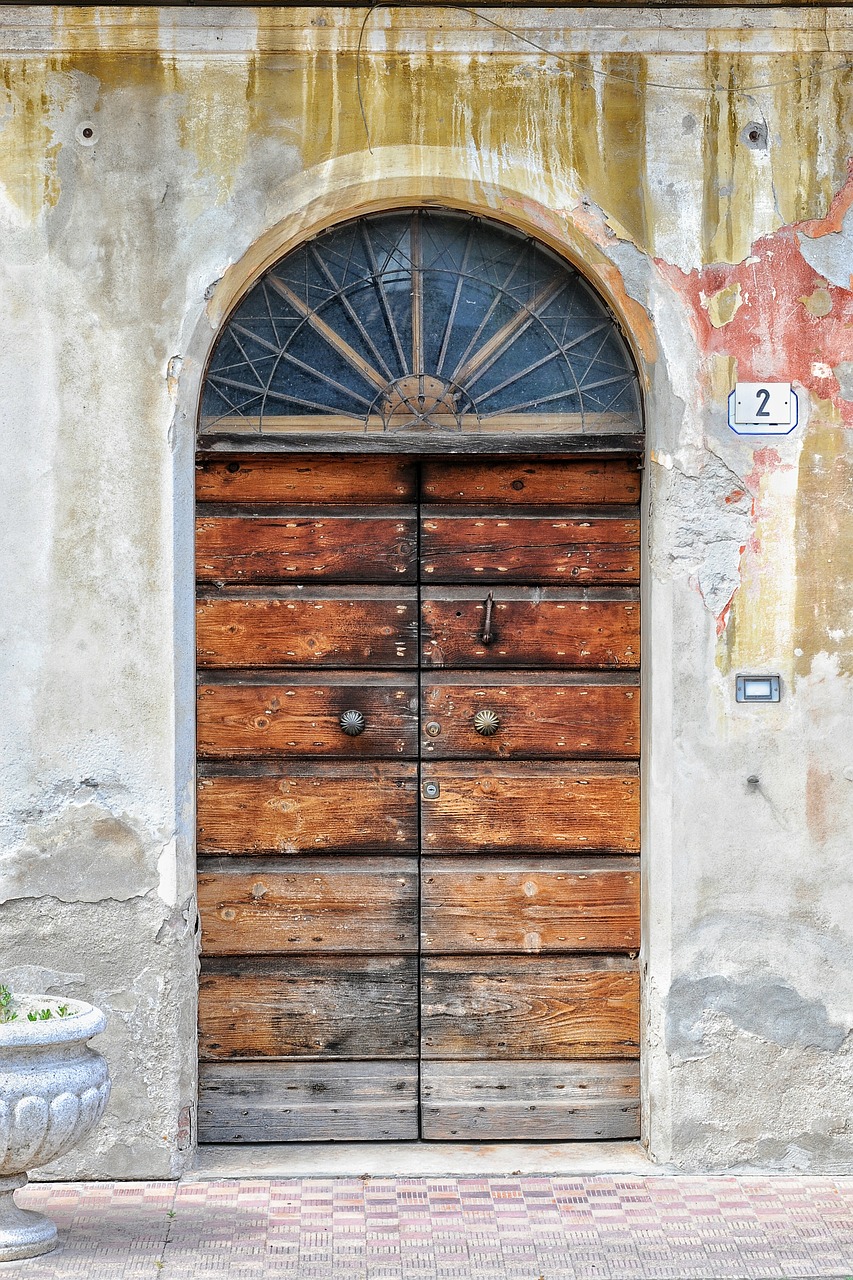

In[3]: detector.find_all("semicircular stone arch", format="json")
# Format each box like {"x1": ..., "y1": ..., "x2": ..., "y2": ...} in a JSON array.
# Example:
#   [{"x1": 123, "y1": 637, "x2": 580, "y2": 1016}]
[{"x1": 199, "y1": 207, "x2": 643, "y2": 446}]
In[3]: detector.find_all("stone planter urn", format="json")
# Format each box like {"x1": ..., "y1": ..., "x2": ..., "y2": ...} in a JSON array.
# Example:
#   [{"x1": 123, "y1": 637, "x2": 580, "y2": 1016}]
[{"x1": 0, "y1": 996, "x2": 111, "y2": 1261}]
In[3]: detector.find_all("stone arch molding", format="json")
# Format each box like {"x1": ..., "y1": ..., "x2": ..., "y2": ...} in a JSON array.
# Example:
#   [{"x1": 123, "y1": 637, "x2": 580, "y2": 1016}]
[{"x1": 177, "y1": 147, "x2": 658, "y2": 442}]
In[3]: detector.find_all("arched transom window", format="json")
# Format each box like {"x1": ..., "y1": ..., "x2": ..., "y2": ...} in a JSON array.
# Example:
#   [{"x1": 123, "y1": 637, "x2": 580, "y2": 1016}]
[{"x1": 200, "y1": 209, "x2": 642, "y2": 443}]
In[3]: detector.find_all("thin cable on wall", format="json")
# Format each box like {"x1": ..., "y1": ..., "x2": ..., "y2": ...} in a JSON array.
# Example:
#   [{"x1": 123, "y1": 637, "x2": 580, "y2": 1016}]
[{"x1": 355, "y1": 1, "x2": 853, "y2": 154}]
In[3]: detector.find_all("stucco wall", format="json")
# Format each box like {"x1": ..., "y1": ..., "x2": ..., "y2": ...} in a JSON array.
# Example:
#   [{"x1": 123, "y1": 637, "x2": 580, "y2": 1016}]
[{"x1": 1, "y1": 6, "x2": 852, "y2": 1177}]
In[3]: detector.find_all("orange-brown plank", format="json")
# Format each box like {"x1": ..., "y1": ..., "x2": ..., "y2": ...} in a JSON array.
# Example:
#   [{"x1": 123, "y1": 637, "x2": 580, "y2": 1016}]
[
  {"x1": 421, "y1": 514, "x2": 639, "y2": 584},
  {"x1": 196, "y1": 512, "x2": 416, "y2": 583},
  {"x1": 197, "y1": 764, "x2": 418, "y2": 854},
  {"x1": 199, "y1": 956, "x2": 417, "y2": 1059},
  {"x1": 421, "y1": 955, "x2": 639, "y2": 1059},
  {"x1": 421, "y1": 459, "x2": 641, "y2": 505},
  {"x1": 199, "y1": 857, "x2": 418, "y2": 954},
  {"x1": 196, "y1": 456, "x2": 417, "y2": 504},
  {"x1": 421, "y1": 857, "x2": 639, "y2": 954},
  {"x1": 198, "y1": 674, "x2": 418, "y2": 759},
  {"x1": 421, "y1": 677, "x2": 638, "y2": 759},
  {"x1": 421, "y1": 591, "x2": 638, "y2": 669},
  {"x1": 421, "y1": 762, "x2": 639, "y2": 853},
  {"x1": 197, "y1": 591, "x2": 417, "y2": 668}
]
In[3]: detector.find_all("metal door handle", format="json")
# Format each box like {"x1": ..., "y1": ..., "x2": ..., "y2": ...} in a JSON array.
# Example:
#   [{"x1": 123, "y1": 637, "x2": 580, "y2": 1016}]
[
  {"x1": 481, "y1": 591, "x2": 494, "y2": 645},
  {"x1": 339, "y1": 710, "x2": 366, "y2": 736},
  {"x1": 473, "y1": 709, "x2": 500, "y2": 736}
]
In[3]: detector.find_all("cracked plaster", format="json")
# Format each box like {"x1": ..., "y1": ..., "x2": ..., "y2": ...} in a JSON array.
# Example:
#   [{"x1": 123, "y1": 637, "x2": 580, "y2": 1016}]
[{"x1": 1, "y1": 5, "x2": 852, "y2": 1178}]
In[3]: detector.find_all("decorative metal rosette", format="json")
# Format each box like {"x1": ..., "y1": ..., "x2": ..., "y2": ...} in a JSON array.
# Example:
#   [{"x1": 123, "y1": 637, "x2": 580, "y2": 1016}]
[
  {"x1": 339, "y1": 710, "x2": 366, "y2": 736},
  {"x1": 473, "y1": 709, "x2": 501, "y2": 737}
]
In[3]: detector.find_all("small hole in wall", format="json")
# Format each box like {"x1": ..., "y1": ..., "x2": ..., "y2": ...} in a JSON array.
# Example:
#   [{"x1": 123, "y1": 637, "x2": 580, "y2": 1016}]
[
  {"x1": 227, "y1": 462, "x2": 240, "y2": 473},
  {"x1": 75, "y1": 120, "x2": 98, "y2": 146},
  {"x1": 741, "y1": 121, "x2": 768, "y2": 150}
]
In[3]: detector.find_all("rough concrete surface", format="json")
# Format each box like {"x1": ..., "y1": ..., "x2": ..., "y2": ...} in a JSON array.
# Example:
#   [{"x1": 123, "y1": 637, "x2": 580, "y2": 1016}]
[{"x1": 0, "y1": 6, "x2": 852, "y2": 1177}]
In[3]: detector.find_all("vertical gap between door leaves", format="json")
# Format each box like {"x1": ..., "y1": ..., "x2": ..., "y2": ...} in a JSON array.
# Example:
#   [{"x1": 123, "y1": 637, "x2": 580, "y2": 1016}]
[{"x1": 415, "y1": 457, "x2": 424, "y2": 1139}]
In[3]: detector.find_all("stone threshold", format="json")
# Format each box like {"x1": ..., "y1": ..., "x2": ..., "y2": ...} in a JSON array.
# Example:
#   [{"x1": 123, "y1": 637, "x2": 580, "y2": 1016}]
[{"x1": 189, "y1": 1140, "x2": 665, "y2": 1179}]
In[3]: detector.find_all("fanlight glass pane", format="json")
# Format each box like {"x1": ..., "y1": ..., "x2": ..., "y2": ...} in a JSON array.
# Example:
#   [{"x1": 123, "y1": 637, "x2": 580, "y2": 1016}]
[{"x1": 200, "y1": 209, "x2": 642, "y2": 438}]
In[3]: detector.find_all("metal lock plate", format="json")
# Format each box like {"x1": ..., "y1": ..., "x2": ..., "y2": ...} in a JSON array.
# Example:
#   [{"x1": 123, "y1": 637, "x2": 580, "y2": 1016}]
[
  {"x1": 422, "y1": 781, "x2": 440, "y2": 799},
  {"x1": 424, "y1": 721, "x2": 442, "y2": 737}
]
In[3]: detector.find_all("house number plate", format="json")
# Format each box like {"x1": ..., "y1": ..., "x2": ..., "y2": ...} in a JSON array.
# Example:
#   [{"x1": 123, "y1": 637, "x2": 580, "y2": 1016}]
[{"x1": 728, "y1": 382, "x2": 798, "y2": 435}]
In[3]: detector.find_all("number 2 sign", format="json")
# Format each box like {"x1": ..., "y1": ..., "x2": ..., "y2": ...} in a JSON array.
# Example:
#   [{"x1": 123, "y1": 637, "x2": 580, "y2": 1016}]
[{"x1": 728, "y1": 383, "x2": 798, "y2": 435}]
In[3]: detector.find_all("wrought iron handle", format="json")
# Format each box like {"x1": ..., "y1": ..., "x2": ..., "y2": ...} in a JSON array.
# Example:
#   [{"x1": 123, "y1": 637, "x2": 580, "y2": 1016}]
[
  {"x1": 473, "y1": 709, "x2": 500, "y2": 737},
  {"x1": 481, "y1": 591, "x2": 494, "y2": 645},
  {"x1": 339, "y1": 710, "x2": 366, "y2": 736}
]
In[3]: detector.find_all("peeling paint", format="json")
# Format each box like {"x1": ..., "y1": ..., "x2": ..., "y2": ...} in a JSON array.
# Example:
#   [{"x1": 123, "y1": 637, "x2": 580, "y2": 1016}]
[
  {"x1": 667, "y1": 974, "x2": 849, "y2": 1061},
  {"x1": 1, "y1": 5, "x2": 853, "y2": 1180},
  {"x1": 701, "y1": 281, "x2": 742, "y2": 328}
]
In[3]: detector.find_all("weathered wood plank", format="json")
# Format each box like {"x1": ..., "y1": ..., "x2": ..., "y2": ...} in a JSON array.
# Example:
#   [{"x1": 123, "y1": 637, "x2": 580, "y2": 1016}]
[
  {"x1": 421, "y1": 762, "x2": 639, "y2": 853},
  {"x1": 197, "y1": 673, "x2": 418, "y2": 759},
  {"x1": 197, "y1": 589, "x2": 417, "y2": 668},
  {"x1": 198, "y1": 1061, "x2": 419, "y2": 1142},
  {"x1": 421, "y1": 458, "x2": 641, "y2": 505},
  {"x1": 421, "y1": 857, "x2": 639, "y2": 953},
  {"x1": 420, "y1": 1060, "x2": 639, "y2": 1140},
  {"x1": 421, "y1": 676, "x2": 639, "y2": 759},
  {"x1": 199, "y1": 956, "x2": 418, "y2": 1059},
  {"x1": 421, "y1": 955, "x2": 639, "y2": 1059},
  {"x1": 196, "y1": 511, "x2": 417, "y2": 583},
  {"x1": 199, "y1": 433, "x2": 645, "y2": 456},
  {"x1": 199, "y1": 857, "x2": 418, "y2": 954},
  {"x1": 196, "y1": 455, "x2": 418, "y2": 504},
  {"x1": 421, "y1": 589, "x2": 639, "y2": 669},
  {"x1": 421, "y1": 513, "x2": 639, "y2": 584},
  {"x1": 197, "y1": 764, "x2": 418, "y2": 854}
]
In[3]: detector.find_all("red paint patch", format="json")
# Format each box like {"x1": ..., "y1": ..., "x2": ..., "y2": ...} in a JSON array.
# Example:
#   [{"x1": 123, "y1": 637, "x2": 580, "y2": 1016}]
[
  {"x1": 725, "y1": 488, "x2": 746, "y2": 504},
  {"x1": 657, "y1": 192, "x2": 853, "y2": 426}
]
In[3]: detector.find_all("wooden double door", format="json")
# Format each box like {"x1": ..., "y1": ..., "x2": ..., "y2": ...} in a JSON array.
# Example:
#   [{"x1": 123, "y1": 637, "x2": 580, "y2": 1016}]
[{"x1": 195, "y1": 453, "x2": 641, "y2": 1142}]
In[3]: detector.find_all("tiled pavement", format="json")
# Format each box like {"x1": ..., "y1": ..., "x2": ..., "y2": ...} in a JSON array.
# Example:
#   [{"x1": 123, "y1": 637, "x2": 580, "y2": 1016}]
[{"x1": 9, "y1": 1176, "x2": 853, "y2": 1279}]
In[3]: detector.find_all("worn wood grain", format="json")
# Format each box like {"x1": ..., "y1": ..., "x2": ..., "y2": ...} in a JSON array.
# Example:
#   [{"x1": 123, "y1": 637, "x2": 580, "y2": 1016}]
[
  {"x1": 420, "y1": 1060, "x2": 639, "y2": 1140},
  {"x1": 421, "y1": 589, "x2": 639, "y2": 669},
  {"x1": 198, "y1": 673, "x2": 418, "y2": 759},
  {"x1": 199, "y1": 857, "x2": 418, "y2": 954},
  {"x1": 421, "y1": 955, "x2": 639, "y2": 1059},
  {"x1": 196, "y1": 456, "x2": 418, "y2": 504},
  {"x1": 199, "y1": 956, "x2": 418, "y2": 1059},
  {"x1": 198, "y1": 1061, "x2": 419, "y2": 1142},
  {"x1": 421, "y1": 458, "x2": 641, "y2": 505},
  {"x1": 421, "y1": 857, "x2": 639, "y2": 953},
  {"x1": 421, "y1": 762, "x2": 639, "y2": 853},
  {"x1": 421, "y1": 513, "x2": 639, "y2": 584},
  {"x1": 200, "y1": 432, "x2": 645, "y2": 456},
  {"x1": 197, "y1": 589, "x2": 418, "y2": 668},
  {"x1": 421, "y1": 676, "x2": 639, "y2": 759},
  {"x1": 197, "y1": 764, "x2": 418, "y2": 854},
  {"x1": 196, "y1": 511, "x2": 417, "y2": 583}
]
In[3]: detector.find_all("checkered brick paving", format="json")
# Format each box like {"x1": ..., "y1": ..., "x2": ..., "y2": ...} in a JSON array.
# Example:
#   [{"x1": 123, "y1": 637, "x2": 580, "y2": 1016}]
[{"x1": 9, "y1": 1176, "x2": 853, "y2": 1279}]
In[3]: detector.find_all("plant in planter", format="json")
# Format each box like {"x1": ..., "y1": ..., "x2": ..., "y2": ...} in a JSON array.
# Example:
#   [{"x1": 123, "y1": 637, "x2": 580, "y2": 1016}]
[{"x1": 0, "y1": 986, "x2": 111, "y2": 1261}]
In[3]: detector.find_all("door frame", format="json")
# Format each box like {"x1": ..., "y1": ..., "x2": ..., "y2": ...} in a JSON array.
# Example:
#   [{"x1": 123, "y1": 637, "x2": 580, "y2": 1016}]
[{"x1": 175, "y1": 164, "x2": 660, "y2": 1152}]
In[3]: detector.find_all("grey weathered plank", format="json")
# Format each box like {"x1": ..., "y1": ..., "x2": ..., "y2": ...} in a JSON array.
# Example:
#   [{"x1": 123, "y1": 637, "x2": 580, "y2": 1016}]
[
  {"x1": 199, "y1": 955, "x2": 418, "y2": 1060},
  {"x1": 420, "y1": 1059, "x2": 639, "y2": 1140},
  {"x1": 199, "y1": 1061, "x2": 419, "y2": 1142}
]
